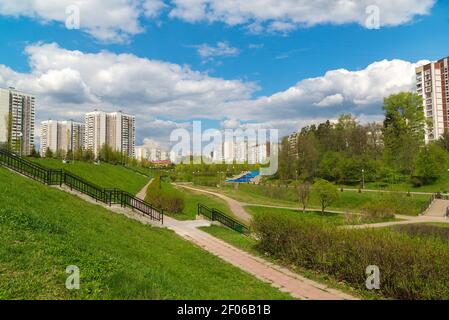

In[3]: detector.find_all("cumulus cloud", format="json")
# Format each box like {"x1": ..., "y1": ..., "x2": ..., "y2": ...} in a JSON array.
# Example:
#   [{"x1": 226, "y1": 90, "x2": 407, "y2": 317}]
[
  {"x1": 0, "y1": 42, "x2": 255, "y2": 144},
  {"x1": 0, "y1": 43, "x2": 430, "y2": 145},
  {"x1": 168, "y1": 0, "x2": 435, "y2": 33},
  {"x1": 224, "y1": 59, "x2": 429, "y2": 124},
  {"x1": 0, "y1": 0, "x2": 436, "y2": 41},
  {"x1": 0, "y1": 0, "x2": 165, "y2": 42}
]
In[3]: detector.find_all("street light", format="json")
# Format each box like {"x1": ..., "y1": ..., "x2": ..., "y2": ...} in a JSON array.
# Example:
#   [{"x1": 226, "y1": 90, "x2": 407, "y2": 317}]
[{"x1": 361, "y1": 169, "x2": 365, "y2": 190}]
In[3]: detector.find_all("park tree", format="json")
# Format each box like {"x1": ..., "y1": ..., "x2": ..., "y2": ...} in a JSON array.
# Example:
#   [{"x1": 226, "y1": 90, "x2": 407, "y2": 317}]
[
  {"x1": 45, "y1": 148, "x2": 54, "y2": 158},
  {"x1": 313, "y1": 179, "x2": 339, "y2": 215},
  {"x1": 30, "y1": 145, "x2": 40, "y2": 158},
  {"x1": 383, "y1": 92, "x2": 426, "y2": 174},
  {"x1": 413, "y1": 143, "x2": 448, "y2": 185},
  {"x1": 437, "y1": 131, "x2": 449, "y2": 152}
]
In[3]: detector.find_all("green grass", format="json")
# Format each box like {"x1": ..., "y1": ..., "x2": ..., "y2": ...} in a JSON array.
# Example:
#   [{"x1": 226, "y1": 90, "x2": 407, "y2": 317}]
[
  {"x1": 28, "y1": 158, "x2": 149, "y2": 195},
  {"x1": 245, "y1": 206, "x2": 398, "y2": 225},
  {"x1": 173, "y1": 185, "x2": 234, "y2": 221},
  {"x1": 0, "y1": 167, "x2": 290, "y2": 300},
  {"x1": 339, "y1": 169, "x2": 449, "y2": 193},
  {"x1": 195, "y1": 184, "x2": 428, "y2": 216},
  {"x1": 200, "y1": 225, "x2": 258, "y2": 254}
]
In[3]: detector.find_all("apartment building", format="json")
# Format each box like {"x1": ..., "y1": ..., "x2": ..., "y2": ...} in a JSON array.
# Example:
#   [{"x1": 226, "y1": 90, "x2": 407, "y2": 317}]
[
  {"x1": 40, "y1": 120, "x2": 85, "y2": 156},
  {"x1": 85, "y1": 110, "x2": 135, "y2": 158},
  {"x1": 0, "y1": 87, "x2": 35, "y2": 155},
  {"x1": 135, "y1": 146, "x2": 148, "y2": 160},
  {"x1": 416, "y1": 56, "x2": 449, "y2": 143}
]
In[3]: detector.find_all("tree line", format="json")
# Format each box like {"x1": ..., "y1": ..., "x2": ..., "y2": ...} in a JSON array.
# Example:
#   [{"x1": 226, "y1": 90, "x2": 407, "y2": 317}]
[{"x1": 278, "y1": 92, "x2": 449, "y2": 187}]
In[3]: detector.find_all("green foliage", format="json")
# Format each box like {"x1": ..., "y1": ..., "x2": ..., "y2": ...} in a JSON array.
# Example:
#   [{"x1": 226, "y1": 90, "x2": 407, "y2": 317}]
[
  {"x1": 145, "y1": 176, "x2": 185, "y2": 214},
  {"x1": 0, "y1": 168, "x2": 288, "y2": 299},
  {"x1": 413, "y1": 143, "x2": 448, "y2": 185},
  {"x1": 45, "y1": 148, "x2": 54, "y2": 158},
  {"x1": 313, "y1": 179, "x2": 339, "y2": 214},
  {"x1": 383, "y1": 92, "x2": 426, "y2": 174},
  {"x1": 252, "y1": 212, "x2": 449, "y2": 299}
]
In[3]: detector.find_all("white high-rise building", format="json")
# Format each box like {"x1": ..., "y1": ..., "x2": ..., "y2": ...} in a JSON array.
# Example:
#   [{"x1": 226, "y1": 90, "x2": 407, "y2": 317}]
[
  {"x1": 85, "y1": 110, "x2": 135, "y2": 158},
  {"x1": 40, "y1": 120, "x2": 85, "y2": 157},
  {"x1": 135, "y1": 146, "x2": 148, "y2": 161},
  {"x1": 416, "y1": 56, "x2": 449, "y2": 143},
  {"x1": 0, "y1": 87, "x2": 35, "y2": 155}
]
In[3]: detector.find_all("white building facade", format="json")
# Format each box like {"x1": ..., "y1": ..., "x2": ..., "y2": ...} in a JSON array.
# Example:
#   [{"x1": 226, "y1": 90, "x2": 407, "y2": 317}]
[
  {"x1": 40, "y1": 120, "x2": 85, "y2": 156},
  {"x1": 85, "y1": 111, "x2": 135, "y2": 158},
  {"x1": 416, "y1": 56, "x2": 449, "y2": 143},
  {"x1": 0, "y1": 87, "x2": 35, "y2": 155}
]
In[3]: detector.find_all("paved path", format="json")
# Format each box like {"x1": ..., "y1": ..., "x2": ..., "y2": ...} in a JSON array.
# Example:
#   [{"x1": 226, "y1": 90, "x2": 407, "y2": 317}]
[
  {"x1": 175, "y1": 184, "x2": 252, "y2": 224},
  {"x1": 425, "y1": 199, "x2": 449, "y2": 217},
  {"x1": 136, "y1": 184, "x2": 355, "y2": 300}
]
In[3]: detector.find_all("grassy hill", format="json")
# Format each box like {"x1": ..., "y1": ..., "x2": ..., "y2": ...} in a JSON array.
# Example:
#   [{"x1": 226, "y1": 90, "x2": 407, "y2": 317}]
[
  {"x1": 28, "y1": 158, "x2": 149, "y2": 195},
  {"x1": 0, "y1": 167, "x2": 290, "y2": 299}
]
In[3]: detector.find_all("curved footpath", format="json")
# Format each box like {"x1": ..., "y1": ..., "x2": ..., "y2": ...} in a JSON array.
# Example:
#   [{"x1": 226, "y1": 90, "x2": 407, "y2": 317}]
[
  {"x1": 137, "y1": 182, "x2": 356, "y2": 300},
  {"x1": 175, "y1": 184, "x2": 253, "y2": 224}
]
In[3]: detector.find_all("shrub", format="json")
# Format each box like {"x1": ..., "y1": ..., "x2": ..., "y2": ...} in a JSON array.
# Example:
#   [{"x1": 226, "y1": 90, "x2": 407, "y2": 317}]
[
  {"x1": 252, "y1": 212, "x2": 449, "y2": 299},
  {"x1": 145, "y1": 176, "x2": 185, "y2": 214}
]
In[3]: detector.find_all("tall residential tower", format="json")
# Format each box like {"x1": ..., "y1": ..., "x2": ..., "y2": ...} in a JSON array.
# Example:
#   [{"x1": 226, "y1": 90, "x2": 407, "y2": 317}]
[
  {"x1": 85, "y1": 111, "x2": 135, "y2": 158},
  {"x1": 416, "y1": 56, "x2": 449, "y2": 143},
  {"x1": 40, "y1": 120, "x2": 85, "y2": 157},
  {"x1": 0, "y1": 87, "x2": 35, "y2": 155}
]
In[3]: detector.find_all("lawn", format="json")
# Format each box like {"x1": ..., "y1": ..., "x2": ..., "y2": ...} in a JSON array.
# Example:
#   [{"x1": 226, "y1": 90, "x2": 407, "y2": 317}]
[
  {"x1": 28, "y1": 158, "x2": 149, "y2": 195},
  {"x1": 173, "y1": 185, "x2": 234, "y2": 221},
  {"x1": 338, "y1": 168, "x2": 449, "y2": 193},
  {"x1": 194, "y1": 184, "x2": 429, "y2": 216},
  {"x1": 245, "y1": 206, "x2": 399, "y2": 225},
  {"x1": 0, "y1": 167, "x2": 290, "y2": 300}
]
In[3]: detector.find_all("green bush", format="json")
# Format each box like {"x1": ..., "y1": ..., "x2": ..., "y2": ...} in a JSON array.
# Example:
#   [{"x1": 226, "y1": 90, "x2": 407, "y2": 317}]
[
  {"x1": 145, "y1": 176, "x2": 185, "y2": 214},
  {"x1": 252, "y1": 212, "x2": 449, "y2": 299}
]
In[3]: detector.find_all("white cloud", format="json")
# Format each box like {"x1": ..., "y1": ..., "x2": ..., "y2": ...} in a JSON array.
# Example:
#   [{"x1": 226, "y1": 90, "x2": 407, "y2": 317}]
[
  {"x1": 224, "y1": 59, "x2": 430, "y2": 124},
  {"x1": 193, "y1": 41, "x2": 240, "y2": 62},
  {"x1": 314, "y1": 94, "x2": 344, "y2": 107},
  {"x1": 0, "y1": 1, "x2": 435, "y2": 42},
  {"x1": 0, "y1": 43, "x2": 431, "y2": 145},
  {"x1": 169, "y1": 0, "x2": 435, "y2": 32},
  {"x1": 0, "y1": 0, "x2": 165, "y2": 42},
  {"x1": 0, "y1": 42, "x2": 255, "y2": 144}
]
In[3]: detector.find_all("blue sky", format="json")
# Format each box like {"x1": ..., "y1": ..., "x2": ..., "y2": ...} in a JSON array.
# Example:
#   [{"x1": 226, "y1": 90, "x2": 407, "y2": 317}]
[{"x1": 0, "y1": 0, "x2": 447, "y2": 146}]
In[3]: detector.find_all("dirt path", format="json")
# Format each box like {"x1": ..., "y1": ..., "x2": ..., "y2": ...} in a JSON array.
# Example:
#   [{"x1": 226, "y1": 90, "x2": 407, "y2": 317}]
[{"x1": 175, "y1": 184, "x2": 252, "y2": 224}]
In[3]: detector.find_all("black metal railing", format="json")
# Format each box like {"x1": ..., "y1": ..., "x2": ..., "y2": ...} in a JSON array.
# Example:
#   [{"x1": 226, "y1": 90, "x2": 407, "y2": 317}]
[
  {"x1": 0, "y1": 150, "x2": 163, "y2": 223},
  {"x1": 198, "y1": 204, "x2": 250, "y2": 235},
  {"x1": 421, "y1": 193, "x2": 437, "y2": 214}
]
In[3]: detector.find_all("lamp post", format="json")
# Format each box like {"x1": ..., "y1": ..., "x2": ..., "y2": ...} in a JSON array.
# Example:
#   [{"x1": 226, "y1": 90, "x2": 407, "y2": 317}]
[
  {"x1": 17, "y1": 132, "x2": 23, "y2": 157},
  {"x1": 361, "y1": 169, "x2": 365, "y2": 190}
]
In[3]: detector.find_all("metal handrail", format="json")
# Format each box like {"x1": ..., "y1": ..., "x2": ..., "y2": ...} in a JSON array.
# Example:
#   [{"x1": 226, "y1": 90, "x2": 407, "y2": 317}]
[
  {"x1": 198, "y1": 203, "x2": 250, "y2": 235},
  {"x1": 0, "y1": 150, "x2": 163, "y2": 223}
]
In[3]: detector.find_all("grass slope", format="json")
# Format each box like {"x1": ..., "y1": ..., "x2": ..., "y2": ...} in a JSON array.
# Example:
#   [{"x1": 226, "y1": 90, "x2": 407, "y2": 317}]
[
  {"x1": 0, "y1": 168, "x2": 289, "y2": 300},
  {"x1": 28, "y1": 158, "x2": 149, "y2": 194},
  {"x1": 174, "y1": 185, "x2": 234, "y2": 221}
]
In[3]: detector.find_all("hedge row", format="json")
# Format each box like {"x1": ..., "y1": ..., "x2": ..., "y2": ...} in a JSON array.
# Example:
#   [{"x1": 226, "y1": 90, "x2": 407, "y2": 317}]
[{"x1": 252, "y1": 213, "x2": 449, "y2": 299}]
